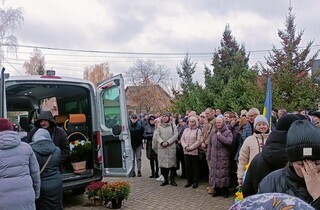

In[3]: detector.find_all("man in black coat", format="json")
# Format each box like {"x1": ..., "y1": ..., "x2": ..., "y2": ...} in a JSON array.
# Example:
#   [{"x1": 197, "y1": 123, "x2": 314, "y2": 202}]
[
  {"x1": 128, "y1": 114, "x2": 145, "y2": 177},
  {"x1": 26, "y1": 110, "x2": 69, "y2": 171},
  {"x1": 242, "y1": 114, "x2": 301, "y2": 197}
]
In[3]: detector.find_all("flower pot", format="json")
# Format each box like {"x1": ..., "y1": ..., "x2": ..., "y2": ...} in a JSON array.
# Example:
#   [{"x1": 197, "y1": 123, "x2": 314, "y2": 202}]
[
  {"x1": 72, "y1": 161, "x2": 87, "y2": 174},
  {"x1": 111, "y1": 198, "x2": 123, "y2": 209}
]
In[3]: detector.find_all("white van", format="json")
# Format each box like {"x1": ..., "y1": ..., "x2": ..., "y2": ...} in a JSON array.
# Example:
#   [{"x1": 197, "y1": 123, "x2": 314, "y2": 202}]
[{"x1": 0, "y1": 69, "x2": 133, "y2": 193}]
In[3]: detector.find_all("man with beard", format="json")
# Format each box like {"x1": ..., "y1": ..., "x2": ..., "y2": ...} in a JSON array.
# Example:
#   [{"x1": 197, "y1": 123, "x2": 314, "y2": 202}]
[{"x1": 26, "y1": 110, "x2": 69, "y2": 171}]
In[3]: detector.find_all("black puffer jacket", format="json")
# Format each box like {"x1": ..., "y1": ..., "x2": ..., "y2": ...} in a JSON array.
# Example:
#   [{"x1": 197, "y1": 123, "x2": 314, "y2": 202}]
[
  {"x1": 242, "y1": 130, "x2": 288, "y2": 197},
  {"x1": 258, "y1": 165, "x2": 320, "y2": 209}
]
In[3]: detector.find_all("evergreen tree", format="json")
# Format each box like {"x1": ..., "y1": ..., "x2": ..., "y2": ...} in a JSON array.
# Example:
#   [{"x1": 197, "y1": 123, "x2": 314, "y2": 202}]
[
  {"x1": 174, "y1": 54, "x2": 205, "y2": 113},
  {"x1": 203, "y1": 24, "x2": 260, "y2": 113},
  {"x1": 176, "y1": 53, "x2": 197, "y2": 94},
  {"x1": 266, "y1": 7, "x2": 320, "y2": 111}
]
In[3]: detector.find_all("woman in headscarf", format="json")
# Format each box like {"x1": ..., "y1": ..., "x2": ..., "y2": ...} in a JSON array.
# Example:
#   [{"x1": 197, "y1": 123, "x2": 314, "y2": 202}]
[
  {"x1": 207, "y1": 117, "x2": 233, "y2": 198},
  {"x1": 30, "y1": 128, "x2": 62, "y2": 210}
]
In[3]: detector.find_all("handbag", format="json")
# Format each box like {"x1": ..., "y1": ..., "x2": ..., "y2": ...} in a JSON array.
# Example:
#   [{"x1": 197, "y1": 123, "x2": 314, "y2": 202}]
[{"x1": 40, "y1": 154, "x2": 52, "y2": 174}]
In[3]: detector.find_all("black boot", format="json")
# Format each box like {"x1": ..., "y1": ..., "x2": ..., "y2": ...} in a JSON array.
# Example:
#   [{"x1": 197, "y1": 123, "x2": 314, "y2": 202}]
[
  {"x1": 192, "y1": 182, "x2": 198, "y2": 189},
  {"x1": 169, "y1": 169, "x2": 177, "y2": 186},
  {"x1": 138, "y1": 170, "x2": 142, "y2": 177},
  {"x1": 212, "y1": 188, "x2": 221, "y2": 197},
  {"x1": 160, "y1": 176, "x2": 169, "y2": 186},
  {"x1": 222, "y1": 188, "x2": 229, "y2": 198},
  {"x1": 132, "y1": 171, "x2": 136, "y2": 177}
]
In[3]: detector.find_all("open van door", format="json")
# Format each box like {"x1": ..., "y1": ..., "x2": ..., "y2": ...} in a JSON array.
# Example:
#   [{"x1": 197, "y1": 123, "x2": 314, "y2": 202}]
[{"x1": 96, "y1": 74, "x2": 133, "y2": 177}]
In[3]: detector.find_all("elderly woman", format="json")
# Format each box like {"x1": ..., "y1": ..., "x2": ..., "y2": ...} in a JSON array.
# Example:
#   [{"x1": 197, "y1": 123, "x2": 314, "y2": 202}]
[
  {"x1": 153, "y1": 112, "x2": 178, "y2": 186},
  {"x1": 0, "y1": 118, "x2": 40, "y2": 210},
  {"x1": 207, "y1": 117, "x2": 233, "y2": 198},
  {"x1": 237, "y1": 115, "x2": 270, "y2": 186},
  {"x1": 30, "y1": 128, "x2": 62, "y2": 210},
  {"x1": 181, "y1": 116, "x2": 202, "y2": 188}
]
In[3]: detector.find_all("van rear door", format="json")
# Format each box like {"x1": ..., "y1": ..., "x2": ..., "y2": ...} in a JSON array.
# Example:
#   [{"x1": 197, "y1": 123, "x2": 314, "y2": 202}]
[{"x1": 96, "y1": 74, "x2": 133, "y2": 177}]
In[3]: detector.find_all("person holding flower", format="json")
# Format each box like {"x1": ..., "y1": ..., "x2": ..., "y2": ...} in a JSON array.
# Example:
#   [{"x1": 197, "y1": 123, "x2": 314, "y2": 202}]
[
  {"x1": 237, "y1": 115, "x2": 270, "y2": 186},
  {"x1": 30, "y1": 128, "x2": 63, "y2": 210}
]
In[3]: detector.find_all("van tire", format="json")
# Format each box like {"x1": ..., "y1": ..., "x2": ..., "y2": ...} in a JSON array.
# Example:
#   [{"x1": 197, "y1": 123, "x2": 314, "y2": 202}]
[{"x1": 72, "y1": 187, "x2": 85, "y2": 194}]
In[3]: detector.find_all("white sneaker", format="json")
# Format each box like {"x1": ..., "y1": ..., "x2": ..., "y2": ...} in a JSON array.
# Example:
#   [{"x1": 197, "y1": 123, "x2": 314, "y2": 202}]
[{"x1": 156, "y1": 175, "x2": 164, "y2": 182}]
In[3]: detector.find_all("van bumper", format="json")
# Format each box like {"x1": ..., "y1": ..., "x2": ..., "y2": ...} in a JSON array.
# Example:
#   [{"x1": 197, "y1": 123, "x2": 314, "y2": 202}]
[{"x1": 62, "y1": 168, "x2": 102, "y2": 191}]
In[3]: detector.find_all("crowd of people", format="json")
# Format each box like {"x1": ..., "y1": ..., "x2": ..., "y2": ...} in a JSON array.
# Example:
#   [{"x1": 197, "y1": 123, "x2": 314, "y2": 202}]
[
  {"x1": 2, "y1": 106, "x2": 320, "y2": 209},
  {"x1": 128, "y1": 107, "x2": 320, "y2": 209}
]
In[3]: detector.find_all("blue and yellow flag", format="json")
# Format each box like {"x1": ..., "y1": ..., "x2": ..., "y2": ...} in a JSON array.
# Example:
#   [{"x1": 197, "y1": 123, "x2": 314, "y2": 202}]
[{"x1": 263, "y1": 77, "x2": 272, "y2": 126}]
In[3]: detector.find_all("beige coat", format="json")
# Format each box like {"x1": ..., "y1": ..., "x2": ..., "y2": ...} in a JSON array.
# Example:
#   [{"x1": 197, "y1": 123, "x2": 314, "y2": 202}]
[
  {"x1": 237, "y1": 133, "x2": 269, "y2": 179},
  {"x1": 153, "y1": 122, "x2": 178, "y2": 168},
  {"x1": 181, "y1": 127, "x2": 202, "y2": 156}
]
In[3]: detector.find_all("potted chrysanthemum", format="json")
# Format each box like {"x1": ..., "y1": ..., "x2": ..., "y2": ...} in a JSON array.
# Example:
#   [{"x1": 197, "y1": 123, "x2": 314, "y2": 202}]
[{"x1": 99, "y1": 181, "x2": 131, "y2": 209}]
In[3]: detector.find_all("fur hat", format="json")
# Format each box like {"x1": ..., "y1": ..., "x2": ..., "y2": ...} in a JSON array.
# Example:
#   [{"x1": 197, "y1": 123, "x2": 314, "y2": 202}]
[
  {"x1": 286, "y1": 120, "x2": 320, "y2": 162},
  {"x1": 0, "y1": 118, "x2": 13, "y2": 132},
  {"x1": 254, "y1": 115, "x2": 269, "y2": 128},
  {"x1": 276, "y1": 114, "x2": 301, "y2": 131}
]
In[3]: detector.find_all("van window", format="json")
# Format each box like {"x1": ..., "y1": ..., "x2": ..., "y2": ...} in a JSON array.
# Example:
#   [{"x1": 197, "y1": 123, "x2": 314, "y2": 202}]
[
  {"x1": 40, "y1": 97, "x2": 58, "y2": 116},
  {"x1": 102, "y1": 87, "x2": 121, "y2": 128}
]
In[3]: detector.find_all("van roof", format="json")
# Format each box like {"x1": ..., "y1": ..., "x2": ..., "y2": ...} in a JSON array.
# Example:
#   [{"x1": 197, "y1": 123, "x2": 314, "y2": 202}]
[{"x1": 5, "y1": 74, "x2": 95, "y2": 86}]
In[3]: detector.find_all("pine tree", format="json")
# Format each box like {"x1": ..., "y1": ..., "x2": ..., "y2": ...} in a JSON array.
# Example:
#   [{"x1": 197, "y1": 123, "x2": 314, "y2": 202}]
[
  {"x1": 266, "y1": 7, "x2": 320, "y2": 111},
  {"x1": 203, "y1": 24, "x2": 260, "y2": 112},
  {"x1": 176, "y1": 53, "x2": 197, "y2": 94}
]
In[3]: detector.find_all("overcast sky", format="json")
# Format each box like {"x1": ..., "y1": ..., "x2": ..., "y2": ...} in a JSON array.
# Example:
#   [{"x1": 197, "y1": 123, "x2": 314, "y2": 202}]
[{"x1": 3, "y1": 0, "x2": 320, "y2": 85}]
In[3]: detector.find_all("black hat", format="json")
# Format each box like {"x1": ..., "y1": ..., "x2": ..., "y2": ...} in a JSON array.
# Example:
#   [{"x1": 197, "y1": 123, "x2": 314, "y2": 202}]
[
  {"x1": 311, "y1": 111, "x2": 320, "y2": 119},
  {"x1": 286, "y1": 120, "x2": 320, "y2": 162},
  {"x1": 276, "y1": 114, "x2": 300, "y2": 131},
  {"x1": 130, "y1": 114, "x2": 138, "y2": 119},
  {"x1": 148, "y1": 115, "x2": 156, "y2": 121}
]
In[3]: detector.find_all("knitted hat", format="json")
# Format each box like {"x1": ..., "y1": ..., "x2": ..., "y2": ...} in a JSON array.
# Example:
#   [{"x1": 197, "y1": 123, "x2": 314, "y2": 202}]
[
  {"x1": 254, "y1": 115, "x2": 269, "y2": 128},
  {"x1": 286, "y1": 120, "x2": 320, "y2": 162},
  {"x1": 0, "y1": 118, "x2": 13, "y2": 132},
  {"x1": 162, "y1": 112, "x2": 171, "y2": 117},
  {"x1": 276, "y1": 114, "x2": 301, "y2": 131}
]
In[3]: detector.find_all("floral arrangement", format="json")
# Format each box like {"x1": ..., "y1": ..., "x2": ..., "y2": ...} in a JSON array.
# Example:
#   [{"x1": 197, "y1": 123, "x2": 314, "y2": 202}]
[
  {"x1": 85, "y1": 181, "x2": 108, "y2": 199},
  {"x1": 99, "y1": 181, "x2": 131, "y2": 201},
  {"x1": 69, "y1": 140, "x2": 92, "y2": 162}
]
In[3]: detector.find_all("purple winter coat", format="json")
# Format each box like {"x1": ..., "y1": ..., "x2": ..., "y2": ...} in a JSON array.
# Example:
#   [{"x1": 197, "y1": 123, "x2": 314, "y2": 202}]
[
  {"x1": 207, "y1": 125, "x2": 233, "y2": 188},
  {"x1": 0, "y1": 130, "x2": 41, "y2": 210}
]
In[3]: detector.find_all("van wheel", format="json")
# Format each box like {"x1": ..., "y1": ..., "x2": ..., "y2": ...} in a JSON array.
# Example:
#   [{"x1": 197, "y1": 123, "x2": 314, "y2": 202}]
[{"x1": 72, "y1": 187, "x2": 85, "y2": 194}]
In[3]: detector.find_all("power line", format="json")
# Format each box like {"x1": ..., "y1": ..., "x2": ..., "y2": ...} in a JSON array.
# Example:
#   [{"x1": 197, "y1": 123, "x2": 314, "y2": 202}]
[{"x1": 8, "y1": 43, "x2": 320, "y2": 56}]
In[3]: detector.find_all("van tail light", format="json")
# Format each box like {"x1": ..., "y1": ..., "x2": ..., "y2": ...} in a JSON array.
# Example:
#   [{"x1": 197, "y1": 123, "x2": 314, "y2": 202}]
[{"x1": 96, "y1": 131, "x2": 102, "y2": 163}]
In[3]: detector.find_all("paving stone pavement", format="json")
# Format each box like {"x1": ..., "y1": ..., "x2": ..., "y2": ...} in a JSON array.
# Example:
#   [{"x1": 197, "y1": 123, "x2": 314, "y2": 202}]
[{"x1": 64, "y1": 143, "x2": 235, "y2": 210}]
